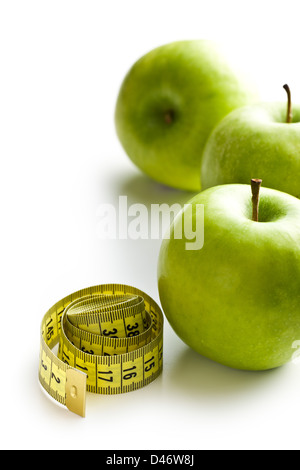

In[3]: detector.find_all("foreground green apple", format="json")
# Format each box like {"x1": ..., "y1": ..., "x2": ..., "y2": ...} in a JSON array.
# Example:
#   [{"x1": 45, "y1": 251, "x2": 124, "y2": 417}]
[
  {"x1": 201, "y1": 85, "x2": 300, "y2": 198},
  {"x1": 158, "y1": 181, "x2": 300, "y2": 370},
  {"x1": 115, "y1": 40, "x2": 258, "y2": 191}
]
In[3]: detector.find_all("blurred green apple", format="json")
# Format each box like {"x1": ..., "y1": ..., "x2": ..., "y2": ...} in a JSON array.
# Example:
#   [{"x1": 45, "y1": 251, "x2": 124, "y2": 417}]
[
  {"x1": 115, "y1": 40, "x2": 258, "y2": 191},
  {"x1": 201, "y1": 85, "x2": 300, "y2": 198},
  {"x1": 158, "y1": 182, "x2": 300, "y2": 370}
]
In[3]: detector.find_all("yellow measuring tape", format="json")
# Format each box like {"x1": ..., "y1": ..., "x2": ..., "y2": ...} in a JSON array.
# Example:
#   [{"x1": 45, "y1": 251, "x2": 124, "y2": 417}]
[{"x1": 39, "y1": 284, "x2": 164, "y2": 417}]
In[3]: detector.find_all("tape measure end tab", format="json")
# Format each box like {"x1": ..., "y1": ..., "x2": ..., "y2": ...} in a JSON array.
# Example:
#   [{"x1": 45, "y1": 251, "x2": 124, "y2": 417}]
[{"x1": 65, "y1": 369, "x2": 87, "y2": 418}]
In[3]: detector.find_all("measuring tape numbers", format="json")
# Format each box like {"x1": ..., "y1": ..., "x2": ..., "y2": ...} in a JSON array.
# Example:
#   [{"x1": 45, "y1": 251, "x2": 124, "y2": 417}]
[{"x1": 39, "y1": 284, "x2": 164, "y2": 417}]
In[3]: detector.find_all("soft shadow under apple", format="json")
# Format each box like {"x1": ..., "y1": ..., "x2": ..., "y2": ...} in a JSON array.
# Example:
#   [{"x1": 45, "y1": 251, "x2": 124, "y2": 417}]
[
  {"x1": 167, "y1": 345, "x2": 288, "y2": 400},
  {"x1": 109, "y1": 168, "x2": 197, "y2": 208}
]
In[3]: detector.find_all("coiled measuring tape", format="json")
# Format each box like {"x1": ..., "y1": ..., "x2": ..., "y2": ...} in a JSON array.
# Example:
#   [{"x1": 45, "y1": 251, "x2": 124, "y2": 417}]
[{"x1": 39, "y1": 284, "x2": 164, "y2": 417}]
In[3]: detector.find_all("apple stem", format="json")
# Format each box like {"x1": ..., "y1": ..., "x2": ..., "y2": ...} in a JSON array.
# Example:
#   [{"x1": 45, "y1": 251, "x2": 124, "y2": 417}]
[
  {"x1": 251, "y1": 179, "x2": 262, "y2": 222},
  {"x1": 283, "y1": 84, "x2": 293, "y2": 123},
  {"x1": 164, "y1": 110, "x2": 174, "y2": 125}
]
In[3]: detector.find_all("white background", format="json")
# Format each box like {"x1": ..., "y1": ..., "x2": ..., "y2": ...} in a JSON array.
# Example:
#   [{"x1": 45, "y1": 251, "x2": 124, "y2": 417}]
[{"x1": 2, "y1": 0, "x2": 300, "y2": 451}]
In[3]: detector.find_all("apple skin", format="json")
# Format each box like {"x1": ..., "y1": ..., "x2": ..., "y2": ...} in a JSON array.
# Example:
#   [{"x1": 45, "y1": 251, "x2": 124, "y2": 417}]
[
  {"x1": 115, "y1": 40, "x2": 258, "y2": 191},
  {"x1": 158, "y1": 184, "x2": 300, "y2": 371},
  {"x1": 201, "y1": 102, "x2": 300, "y2": 198}
]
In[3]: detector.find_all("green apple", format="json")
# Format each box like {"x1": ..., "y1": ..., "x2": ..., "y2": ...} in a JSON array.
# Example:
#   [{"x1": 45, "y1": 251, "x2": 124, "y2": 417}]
[
  {"x1": 115, "y1": 40, "x2": 258, "y2": 191},
  {"x1": 201, "y1": 85, "x2": 300, "y2": 198},
  {"x1": 158, "y1": 181, "x2": 300, "y2": 370}
]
